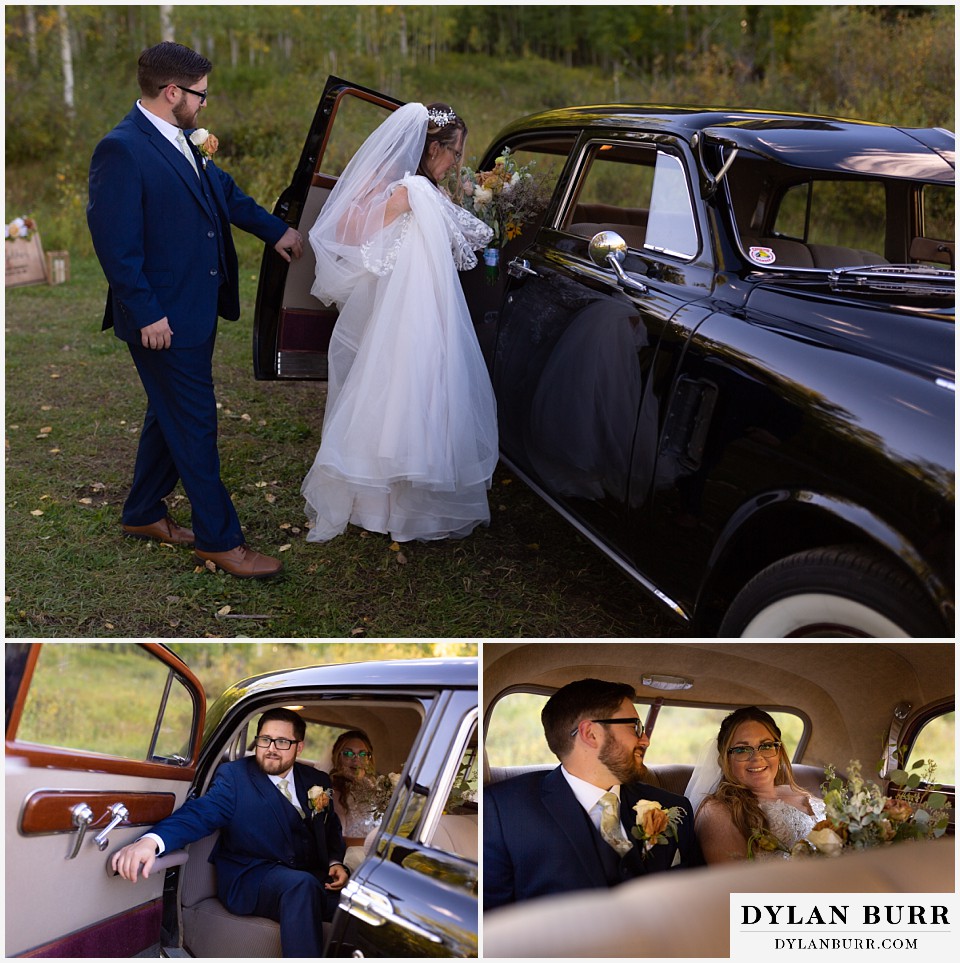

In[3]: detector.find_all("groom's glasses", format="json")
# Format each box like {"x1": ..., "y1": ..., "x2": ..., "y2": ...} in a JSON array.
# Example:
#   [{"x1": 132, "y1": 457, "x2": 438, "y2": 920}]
[
  {"x1": 174, "y1": 84, "x2": 208, "y2": 104},
  {"x1": 571, "y1": 718, "x2": 645, "y2": 738},
  {"x1": 727, "y1": 741, "x2": 781, "y2": 759},
  {"x1": 254, "y1": 735, "x2": 297, "y2": 750}
]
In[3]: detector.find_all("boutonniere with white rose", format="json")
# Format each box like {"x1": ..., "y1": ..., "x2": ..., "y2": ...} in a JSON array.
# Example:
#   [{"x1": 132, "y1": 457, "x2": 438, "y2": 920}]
[
  {"x1": 630, "y1": 798, "x2": 686, "y2": 858},
  {"x1": 307, "y1": 785, "x2": 332, "y2": 817},
  {"x1": 189, "y1": 128, "x2": 219, "y2": 169}
]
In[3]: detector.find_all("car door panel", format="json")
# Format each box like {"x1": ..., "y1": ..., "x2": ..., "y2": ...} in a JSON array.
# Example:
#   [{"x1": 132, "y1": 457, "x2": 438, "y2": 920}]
[
  {"x1": 329, "y1": 691, "x2": 478, "y2": 957},
  {"x1": 5, "y1": 643, "x2": 204, "y2": 958},
  {"x1": 254, "y1": 77, "x2": 403, "y2": 380}
]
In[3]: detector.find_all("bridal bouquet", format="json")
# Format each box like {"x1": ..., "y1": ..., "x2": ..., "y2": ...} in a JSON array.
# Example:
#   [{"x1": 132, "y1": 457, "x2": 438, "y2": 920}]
[
  {"x1": 751, "y1": 758, "x2": 951, "y2": 859},
  {"x1": 457, "y1": 148, "x2": 550, "y2": 249},
  {"x1": 630, "y1": 799, "x2": 686, "y2": 857},
  {"x1": 350, "y1": 771, "x2": 401, "y2": 819}
]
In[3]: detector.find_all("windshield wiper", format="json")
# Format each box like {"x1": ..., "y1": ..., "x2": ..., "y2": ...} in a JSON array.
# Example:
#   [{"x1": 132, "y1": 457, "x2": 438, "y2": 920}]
[{"x1": 828, "y1": 264, "x2": 954, "y2": 296}]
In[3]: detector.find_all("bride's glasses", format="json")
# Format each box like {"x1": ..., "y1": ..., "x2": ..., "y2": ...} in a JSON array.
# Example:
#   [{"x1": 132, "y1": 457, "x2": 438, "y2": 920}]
[
  {"x1": 727, "y1": 740, "x2": 781, "y2": 759},
  {"x1": 340, "y1": 749, "x2": 372, "y2": 759}
]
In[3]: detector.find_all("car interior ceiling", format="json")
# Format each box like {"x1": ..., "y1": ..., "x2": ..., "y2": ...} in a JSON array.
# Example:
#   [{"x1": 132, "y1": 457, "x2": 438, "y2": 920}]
[{"x1": 482, "y1": 641, "x2": 954, "y2": 772}]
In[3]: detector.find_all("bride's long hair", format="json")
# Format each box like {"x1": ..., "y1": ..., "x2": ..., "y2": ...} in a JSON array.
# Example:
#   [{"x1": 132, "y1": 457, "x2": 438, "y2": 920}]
[{"x1": 706, "y1": 706, "x2": 811, "y2": 842}]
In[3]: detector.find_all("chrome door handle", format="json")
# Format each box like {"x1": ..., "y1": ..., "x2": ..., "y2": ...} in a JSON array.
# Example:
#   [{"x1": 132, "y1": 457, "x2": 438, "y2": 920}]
[
  {"x1": 66, "y1": 803, "x2": 94, "y2": 860},
  {"x1": 507, "y1": 257, "x2": 538, "y2": 279},
  {"x1": 341, "y1": 878, "x2": 442, "y2": 944},
  {"x1": 94, "y1": 803, "x2": 129, "y2": 851}
]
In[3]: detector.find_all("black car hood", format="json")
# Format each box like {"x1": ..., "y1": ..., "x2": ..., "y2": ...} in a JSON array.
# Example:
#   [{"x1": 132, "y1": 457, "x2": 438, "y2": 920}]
[{"x1": 744, "y1": 278, "x2": 955, "y2": 385}]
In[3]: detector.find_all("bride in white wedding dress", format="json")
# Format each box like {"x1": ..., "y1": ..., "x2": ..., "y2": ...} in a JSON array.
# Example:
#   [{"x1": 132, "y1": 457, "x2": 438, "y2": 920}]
[
  {"x1": 303, "y1": 102, "x2": 496, "y2": 542},
  {"x1": 686, "y1": 706, "x2": 826, "y2": 862}
]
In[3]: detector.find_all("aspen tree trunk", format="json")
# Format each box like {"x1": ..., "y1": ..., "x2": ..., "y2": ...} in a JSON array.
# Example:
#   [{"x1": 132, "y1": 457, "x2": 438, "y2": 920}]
[
  {"x1": 58, "y1": 5, "x2": 75, "y2": 116},
  {"x1": 160, "y1": 5, "x2": 174, "y2": 42},
  {"x1": 25, "y1": 5, "x2": 38, "y2": 68}
]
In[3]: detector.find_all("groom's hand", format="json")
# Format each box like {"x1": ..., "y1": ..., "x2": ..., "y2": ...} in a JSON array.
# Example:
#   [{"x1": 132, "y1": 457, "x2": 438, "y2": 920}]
[
  {"x1": 112, "y1": 837, "x2": 159, "y2": 881},
  {"x1": 141, "y1": 317, "x2": 173, "y2": 350},
  {"x1": 275, "y1": 227, "x2": 303, "y2": 263}
]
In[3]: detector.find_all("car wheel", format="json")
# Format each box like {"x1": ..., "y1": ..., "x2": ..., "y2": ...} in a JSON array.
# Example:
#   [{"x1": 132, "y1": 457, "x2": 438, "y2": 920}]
[{"x1": 720, "y1": 545, "x2": 944, "y2": 638}]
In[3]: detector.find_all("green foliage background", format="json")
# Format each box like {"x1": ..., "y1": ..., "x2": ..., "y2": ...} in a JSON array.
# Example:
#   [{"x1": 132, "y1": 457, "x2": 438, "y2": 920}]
[{"x1": 4, "y1": 4, "x2": 955, "y2": 254}]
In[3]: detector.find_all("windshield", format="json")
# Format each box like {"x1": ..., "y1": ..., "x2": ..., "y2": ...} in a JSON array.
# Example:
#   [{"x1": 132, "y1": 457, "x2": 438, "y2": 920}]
[{"x1": 724, "y1": 151, "x2": 955, "y2": 273}]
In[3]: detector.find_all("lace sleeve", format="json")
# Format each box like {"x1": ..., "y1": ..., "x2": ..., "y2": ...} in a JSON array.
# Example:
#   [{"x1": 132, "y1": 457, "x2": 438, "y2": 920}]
[
  {"x1": 360, "y1": 212, "x2": 412, "y2": 276},
  {"x1": 439, "y1": 193, "x2": 494, "y2": 270}
]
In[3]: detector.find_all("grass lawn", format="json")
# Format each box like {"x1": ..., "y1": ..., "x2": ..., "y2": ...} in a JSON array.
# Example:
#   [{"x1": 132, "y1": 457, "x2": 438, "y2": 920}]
[{"x1": 4, "y1": 244, "x2": 686, "y2": 639}]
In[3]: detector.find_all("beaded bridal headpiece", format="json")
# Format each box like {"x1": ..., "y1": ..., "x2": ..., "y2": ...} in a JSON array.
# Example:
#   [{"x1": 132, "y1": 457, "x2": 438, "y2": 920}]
[{"x1": 427, "y1": 107, "x2": 457, "y2": 128}]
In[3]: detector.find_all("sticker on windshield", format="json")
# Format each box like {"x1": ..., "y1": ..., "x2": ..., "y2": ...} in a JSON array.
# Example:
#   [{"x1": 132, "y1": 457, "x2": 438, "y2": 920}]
[{"x1": 749, "y1": 246, "x2": 776, "y2": 265}]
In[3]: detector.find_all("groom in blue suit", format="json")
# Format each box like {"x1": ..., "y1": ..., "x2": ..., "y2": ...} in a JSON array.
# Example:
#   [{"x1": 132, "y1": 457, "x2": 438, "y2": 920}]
[
  {"x1": 88, "y1": 42, "x2": 303, "y2": 578},
  {"x1": 112, "y1": 708, "x2": 347, "y2": 957},
  {"x1": 484, "y1": 679, "x2": 703, "y2": 910}
]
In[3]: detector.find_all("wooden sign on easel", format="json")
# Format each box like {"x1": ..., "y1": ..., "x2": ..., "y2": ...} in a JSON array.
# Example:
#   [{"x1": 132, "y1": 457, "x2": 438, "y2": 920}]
[{"x1": 5, "y1": 232, "x2": 48, "y2": 287}]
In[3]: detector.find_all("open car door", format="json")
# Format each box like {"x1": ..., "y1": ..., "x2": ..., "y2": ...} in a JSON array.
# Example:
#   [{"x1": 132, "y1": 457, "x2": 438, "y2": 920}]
[
  {"x1": 5, "y1": 643, "x2": 205, "y2": 957},
  {"x1": 253, "y1": 76, "x2": 404, "y2": 380}
]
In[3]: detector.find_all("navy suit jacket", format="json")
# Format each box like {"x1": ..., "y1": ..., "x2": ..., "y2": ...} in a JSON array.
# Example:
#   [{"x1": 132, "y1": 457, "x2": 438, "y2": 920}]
[
  {"x1": 151, "y1": 757, "x2": 346, "y2": 916},
  {"x1": 87, "y1": 104, "x2": 286, "y2": 347},
  {"x1": 484, "y1": 766, "x2": 703, "y2": 910}
]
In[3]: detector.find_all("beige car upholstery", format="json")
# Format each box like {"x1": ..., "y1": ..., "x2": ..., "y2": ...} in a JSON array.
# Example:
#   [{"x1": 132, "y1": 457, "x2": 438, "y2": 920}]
[
  {"x1": 432, "y1": 813, "x2": 479, "y2": 861},
  {"x1": 179, "y1": 831, "x2": 284, "y2": 958},
  {"x1": 486, "y1": 761, "x2": 827, "y2": 799},
  {"x1": 483, "y1": 836, "x2": 954, "y2": 957}
]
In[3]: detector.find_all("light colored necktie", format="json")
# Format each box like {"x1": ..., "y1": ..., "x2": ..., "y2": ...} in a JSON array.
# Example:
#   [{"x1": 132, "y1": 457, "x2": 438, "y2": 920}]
[
  {"x1": 597, "y1": 791, "x2": 633, "y2": 856},
  {"x1": 176, "y1": 129, "x2": 199, "y2": 176},
  {"x1": 278, "y1": 778, "x2": 305, "y2": 818}
]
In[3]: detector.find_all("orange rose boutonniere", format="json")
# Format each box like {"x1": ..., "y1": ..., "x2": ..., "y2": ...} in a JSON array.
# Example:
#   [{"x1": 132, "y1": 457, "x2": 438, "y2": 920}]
[
  {"x1": 189, "y1": 128, "x2": 219, "y2": 169},
  {"x1": 630, "y1": 798, "x2": 686, "y2": 858},
  {"x1": 307, "y1": 785, "x2": 331, "y2": 816}
]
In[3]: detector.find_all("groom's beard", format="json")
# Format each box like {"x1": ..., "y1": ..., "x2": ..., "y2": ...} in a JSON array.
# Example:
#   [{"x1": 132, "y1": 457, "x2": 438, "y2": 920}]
[{"x1": 598, "y1": 732, "x2": 648, "y2": 784}]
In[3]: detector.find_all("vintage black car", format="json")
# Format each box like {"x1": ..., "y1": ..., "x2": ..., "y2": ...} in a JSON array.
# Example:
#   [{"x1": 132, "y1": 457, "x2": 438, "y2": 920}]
[
  {"x1": 5, "y1": 643, "x2": 478, "y2": 957},
  {"x1": 254, "y1": 77, "x2": 955, "y2": 637}
]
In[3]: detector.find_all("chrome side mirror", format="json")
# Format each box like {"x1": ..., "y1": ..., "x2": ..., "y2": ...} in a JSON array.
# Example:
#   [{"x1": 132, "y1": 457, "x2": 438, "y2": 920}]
[
  {"x1": 588, "y1": 231, "x2": 647, "y2": 295},
  {"x1": 588, "y1": 231, "x2": 628, "y2": 269}
]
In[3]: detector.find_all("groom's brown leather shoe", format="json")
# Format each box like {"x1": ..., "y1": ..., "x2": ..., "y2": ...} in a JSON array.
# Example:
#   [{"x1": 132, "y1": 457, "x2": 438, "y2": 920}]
[
  {"x1": 122, "y1": 516, "x2": 195, "y2": 546},
  {"x1": 194, "y1": 544, "x2": 283, "y2": 579}
]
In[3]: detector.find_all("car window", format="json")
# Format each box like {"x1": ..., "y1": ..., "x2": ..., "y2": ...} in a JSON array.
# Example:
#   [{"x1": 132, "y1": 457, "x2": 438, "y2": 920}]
[
  {"x1": 922, "y1": 184, "x2": 954, "y2": 239},
  {"x1": 485, "y1": 691, "x2": 807, "y2": 767},
  {"x1": 905, "y1": 710, "x2": 955, "y2": 784},
  {"x1": 13, "y1": 642, "x2": 196, "y2": 764},
  {"x1": 318, "y1": 94, "x2": 396, "y2": 178},
  {"x1": 561, "y1": 141, "x2": 656, "y2": 250},
  {"x1": 644, "y1": 151, "x2": 699, "y2": 259},
  {"x1": 775, "y1": 178, "x2": 887, "y2": 254}
]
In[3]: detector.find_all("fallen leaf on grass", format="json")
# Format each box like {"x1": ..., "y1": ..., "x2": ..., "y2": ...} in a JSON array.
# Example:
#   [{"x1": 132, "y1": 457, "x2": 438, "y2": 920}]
[
  {"x1": 351, "y1": 627, "x2": 366, "y2": 636},
  {"x1": 49, "y1": 448, "x2": 61, "y2": 454},
  {"x1": 241, "y1": 413, "x2": 251, "y2": 422},
  {"x1": 396, "y1": 552, "x2": 408, "y2": 565},
  {"x1": 78, "y1": 497, "x2": 93, "y2": 505},
  {"x1": 278, "y1": 544, "x2": 291, "y2": 552},
  {"x1": 280, "y1": 522, "x2": 292, "y2": 530},
  {"x1": 264, "y1": 493, "x2": 276, "y2": 503},
  {"x1": 389, "y1": 542, "x2": 400, "y2": 552},
  {"x1": 217, "y1": 605, "x2": 232, "y2": 616},
  {"x1": 40, "y1": 405, "x2": 52, "y2": 411},
  {"x1": 204, "y1": 560, "x2": 217, "y2": 573},
  {"x1": 30, "y1": 509, "x2": 43, "y2": 516},
  {"x1": 255, "y1": 480, "x2": 268, "y2": 488}
]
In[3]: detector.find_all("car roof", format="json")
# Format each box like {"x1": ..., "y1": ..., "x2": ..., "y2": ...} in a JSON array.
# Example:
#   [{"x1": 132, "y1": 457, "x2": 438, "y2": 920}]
[
  {"x1": 226, "y1": 657, "x2": 478, "y2": 693},
  {"x1": 497, "y1": 105, "x2": 956, "y2": 182}
]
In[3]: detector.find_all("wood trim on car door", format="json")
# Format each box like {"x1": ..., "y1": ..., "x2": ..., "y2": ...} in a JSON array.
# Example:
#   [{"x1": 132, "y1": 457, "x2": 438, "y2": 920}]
[{"x1": 19, "y1": 790, "x2": 177, "y2": 835}]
